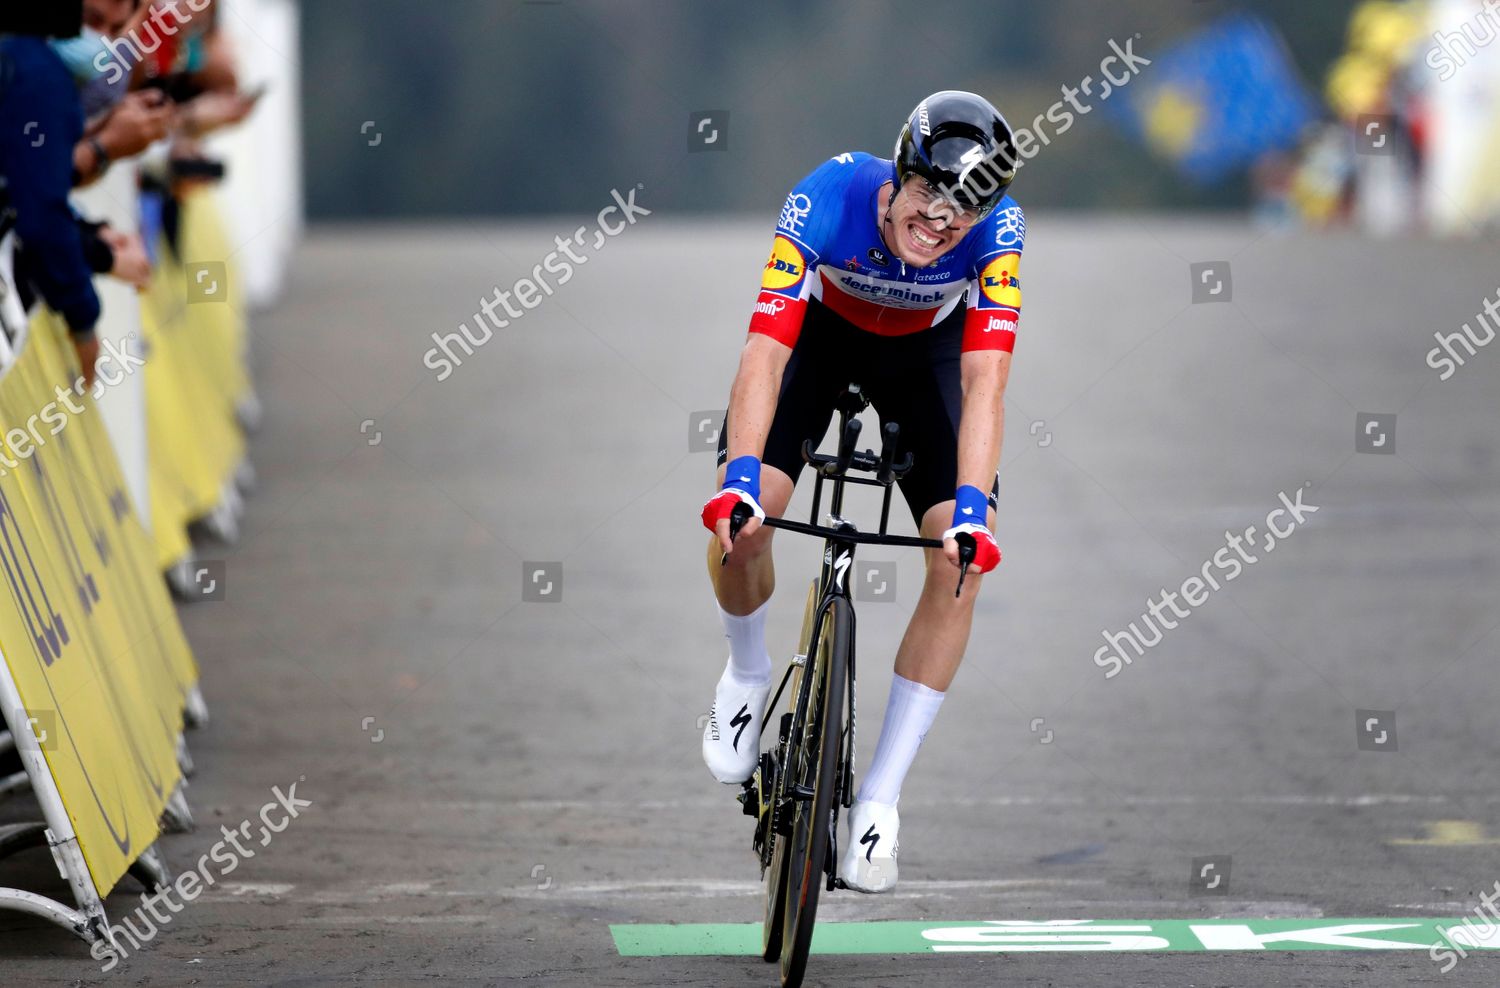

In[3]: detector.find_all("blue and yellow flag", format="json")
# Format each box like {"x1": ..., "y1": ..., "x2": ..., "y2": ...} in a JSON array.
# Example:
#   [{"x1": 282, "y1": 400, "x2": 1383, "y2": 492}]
[{"x1": 1109, "y1": 14, "x2": 1319, "y2": 183}]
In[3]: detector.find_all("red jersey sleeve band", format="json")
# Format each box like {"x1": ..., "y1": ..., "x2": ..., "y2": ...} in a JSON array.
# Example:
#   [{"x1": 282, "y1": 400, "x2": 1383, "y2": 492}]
[
  {"x1": 748, "y1": 291, "x2": 807, "y2": 348},
  {"x1": 962, "y1": 308, "x2": 1017, "y2": 353}
]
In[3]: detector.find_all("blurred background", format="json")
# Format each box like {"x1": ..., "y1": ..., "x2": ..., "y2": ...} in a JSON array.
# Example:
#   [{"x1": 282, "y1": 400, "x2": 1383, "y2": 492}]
[{"x1": 302, "y1": 0, "x2": 1500, "y2": 235}]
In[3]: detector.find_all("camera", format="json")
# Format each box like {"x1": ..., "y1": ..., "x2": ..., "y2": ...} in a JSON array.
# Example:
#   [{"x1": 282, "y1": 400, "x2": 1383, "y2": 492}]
[{"x1": 0, "y1": 3, "x2": 83, "y2": 38}]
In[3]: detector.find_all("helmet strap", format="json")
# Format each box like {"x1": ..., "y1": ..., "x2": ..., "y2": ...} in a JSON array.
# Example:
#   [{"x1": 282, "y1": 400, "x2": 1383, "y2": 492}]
[{"x1": 878, "y1": 183, "x2": 906, "y2": 277}]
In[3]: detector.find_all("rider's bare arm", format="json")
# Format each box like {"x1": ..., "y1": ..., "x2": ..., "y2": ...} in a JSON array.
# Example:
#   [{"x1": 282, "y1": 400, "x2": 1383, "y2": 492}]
[
  {"x1": 725, "y1": 333, "x2": 792, "y2": 465},
  {"x1": 710, "y1": 333, "x2": 793, "y2": 551},
  {"x1": 956, "y1": 348, "x2": 1010, "y2": 491},
  {"x1": 947, "y1": 349, "x2": 1010, "y2": 569}
]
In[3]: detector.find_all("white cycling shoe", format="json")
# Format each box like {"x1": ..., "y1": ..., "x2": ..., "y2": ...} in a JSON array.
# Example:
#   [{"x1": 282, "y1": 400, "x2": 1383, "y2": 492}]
[
  {"x1": 839, "y1": 797, "x2": 899, "y2": 893},
  {"x1": 701, "y1": 661, "x2": 771, "y2": 784}
]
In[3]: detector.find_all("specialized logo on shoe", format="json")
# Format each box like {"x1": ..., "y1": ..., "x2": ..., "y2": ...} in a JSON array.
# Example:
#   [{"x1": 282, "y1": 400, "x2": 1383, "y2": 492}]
[
  {"x1": 730, "y1": 704, "x2": 753, "y2": 751},
  {"x1": 861, "y1": 823, "x2": 880, "y2": 862}
]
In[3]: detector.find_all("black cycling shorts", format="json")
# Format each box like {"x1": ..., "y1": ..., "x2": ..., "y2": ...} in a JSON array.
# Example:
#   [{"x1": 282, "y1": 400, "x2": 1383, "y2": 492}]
[{"x1": 718, "y1": 298, "x2": 1000, "y2": 528}]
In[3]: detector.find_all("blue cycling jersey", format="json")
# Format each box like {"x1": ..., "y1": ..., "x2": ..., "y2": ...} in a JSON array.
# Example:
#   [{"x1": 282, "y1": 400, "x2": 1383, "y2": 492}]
[{"x1": 748, "y1": 152, "x2": 1025, "y2": 354}]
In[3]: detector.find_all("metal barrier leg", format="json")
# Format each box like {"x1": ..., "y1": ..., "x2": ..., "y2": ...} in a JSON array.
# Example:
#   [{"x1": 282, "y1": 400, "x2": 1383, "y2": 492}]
[
  {"x1": 0, "y1": 887, "x2": 104, "y2": 944},
  {"x1": 126, "y1": 842, "x2": 172, "y2": 894},
  {"x1": 184, "y1": 685, "x2": 210, "y2": 728},
  {"x1": 160, "y1": 783, "x2": 195, "y2": 834},
  {"x1": 165, "y1": 551, "x2": 199, "y2": 599},
  {"x1": 176, "y1": 734, "x2": 195, "y2": 776},
  {"x1": 201, "y1": 482, "x2": 241, "y2": 545},
  {"x1": 236, "y1": 391, "x2": 263, "y2": 433},
  {"x1": 234, "y1": 457, "x2": 257, "y2": 494}
]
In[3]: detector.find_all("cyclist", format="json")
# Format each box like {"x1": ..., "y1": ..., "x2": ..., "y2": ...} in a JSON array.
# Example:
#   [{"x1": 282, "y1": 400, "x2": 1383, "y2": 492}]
[{"x1": 700, "y1": 91, "x2": 1025, "y2": 893}]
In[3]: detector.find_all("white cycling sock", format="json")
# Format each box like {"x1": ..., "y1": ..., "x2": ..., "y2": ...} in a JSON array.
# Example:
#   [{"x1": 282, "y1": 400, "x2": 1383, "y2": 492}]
[
  {"x1": 857, "y1": 673, "x2": 945, "y2": 805},
  {"x1": 719, "y1": 599, "x2": 772, "y2": 687}
]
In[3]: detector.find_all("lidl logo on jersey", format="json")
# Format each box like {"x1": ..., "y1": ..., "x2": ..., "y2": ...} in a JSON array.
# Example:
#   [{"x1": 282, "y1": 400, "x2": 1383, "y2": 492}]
[
  {"x1": 979, "y1": 253, "x2": 1022, "y2": 309},
  {"x1": 762, "y1": 236, "x2": 807, "y2": 291}
]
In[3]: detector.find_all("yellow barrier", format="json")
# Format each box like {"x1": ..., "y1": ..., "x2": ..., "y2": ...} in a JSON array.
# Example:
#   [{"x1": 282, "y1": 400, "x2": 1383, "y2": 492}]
[
  {"x1": 180, "y1": 191, "x2": 253, "y2": 411},
  {"x1": 141, "y1": 191, "x2": 249, "y2": 568},
  {"x1": 0, "y1": 309, "x2": 198, "y2": 897}
]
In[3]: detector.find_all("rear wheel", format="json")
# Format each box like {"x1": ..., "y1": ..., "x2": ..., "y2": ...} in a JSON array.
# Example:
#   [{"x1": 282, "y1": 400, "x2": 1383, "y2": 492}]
[
  {"x1": 778, "y1": 596, "x2": 850, "y2": 988},
  {"x1": 761, "y1": 829, "x2": 789, "y2": 960}
]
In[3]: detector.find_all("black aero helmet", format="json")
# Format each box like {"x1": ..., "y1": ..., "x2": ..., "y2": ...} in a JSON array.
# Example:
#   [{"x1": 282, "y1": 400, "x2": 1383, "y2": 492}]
[{"x1": 894, "y1": 90, "x2": 1018, "y2": 218}]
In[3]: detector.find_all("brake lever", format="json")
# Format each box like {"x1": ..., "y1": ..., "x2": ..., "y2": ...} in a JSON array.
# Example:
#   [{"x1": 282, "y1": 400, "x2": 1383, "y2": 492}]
[
  {"x1": 720, "y1": 501, "x2": 754, "y2": 566},
  {"x1": 953, "y1": 533, "x2": 977, "y2": 598}
]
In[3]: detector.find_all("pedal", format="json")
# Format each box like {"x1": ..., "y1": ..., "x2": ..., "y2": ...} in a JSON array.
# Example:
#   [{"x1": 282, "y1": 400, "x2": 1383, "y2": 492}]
[
  {"x1": 739, "y1": 753, "x2": 776, "y2": 819},
  {"x1": 736, "y1": 776, "x2": 758, "y2": 817}
]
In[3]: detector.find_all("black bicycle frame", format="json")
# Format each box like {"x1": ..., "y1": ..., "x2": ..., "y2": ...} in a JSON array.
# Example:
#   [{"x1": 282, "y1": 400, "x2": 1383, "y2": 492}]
[{"x1": 725, "y1": 385, "x2": 975, "y2": 823}]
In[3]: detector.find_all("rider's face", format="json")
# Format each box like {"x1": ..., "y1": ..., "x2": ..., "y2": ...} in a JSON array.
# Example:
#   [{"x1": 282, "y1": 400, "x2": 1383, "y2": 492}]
[{"x1": 882, "y1": 176, "x2": 979, "y2": 267}]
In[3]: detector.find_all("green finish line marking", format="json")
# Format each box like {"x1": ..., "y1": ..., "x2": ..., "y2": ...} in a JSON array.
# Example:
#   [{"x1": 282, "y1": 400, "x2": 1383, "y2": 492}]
[{"x1": 611, "y1": 919, "x2": 1500, "y2": 956}]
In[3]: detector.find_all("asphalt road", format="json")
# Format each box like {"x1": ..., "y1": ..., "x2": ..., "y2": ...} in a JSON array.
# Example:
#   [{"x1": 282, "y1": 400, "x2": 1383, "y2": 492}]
[{"x1": 2, "y1": 218, "x2": 1499, "y2": 986}]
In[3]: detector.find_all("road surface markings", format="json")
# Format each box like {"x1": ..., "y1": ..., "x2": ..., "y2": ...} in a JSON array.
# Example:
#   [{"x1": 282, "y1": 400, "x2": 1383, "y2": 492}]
[
  {"x1": 1389, "y1": 820, "x2": 1500, "y2": 846},
  {"x1": 611, "y1": 918, "x2": 1500, "y2": 956},
  {"x1": 478, "y1": 792, "x2": 1485, "y2": 813}
]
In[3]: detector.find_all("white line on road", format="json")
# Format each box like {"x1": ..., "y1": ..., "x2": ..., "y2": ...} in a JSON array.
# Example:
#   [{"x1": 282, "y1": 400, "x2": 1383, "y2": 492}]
[
  {"x1": 488, "y1": 877, "x2": 1107, "y2": 900},
  {"x1": 196, "y1": 877, "x2": 1107, "y2": 906},
  {"x1": 451, "y1": 792, "x2": 1467, "y2": 813}
]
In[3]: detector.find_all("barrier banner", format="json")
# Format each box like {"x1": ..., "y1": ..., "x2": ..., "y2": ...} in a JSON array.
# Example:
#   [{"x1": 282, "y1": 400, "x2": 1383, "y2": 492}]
[
  {"x1": 180, "y1": 191, "x2": 253, "y2": 412},
  {"x1": 141, "y1": 191, "x2": 249, "y2": 567},
  {"x1": 0, "y1": 310, "x2": 198, "y2": 894}
]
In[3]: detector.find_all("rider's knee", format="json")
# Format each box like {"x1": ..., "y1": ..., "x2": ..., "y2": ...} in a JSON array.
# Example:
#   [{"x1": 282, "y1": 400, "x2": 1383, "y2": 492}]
[
  {"x1": 922, "y1": 553, "x2": 982, "y2": 604},
  {"x1": 722, "y1": 526, "x2": 775, "y2": 568}
]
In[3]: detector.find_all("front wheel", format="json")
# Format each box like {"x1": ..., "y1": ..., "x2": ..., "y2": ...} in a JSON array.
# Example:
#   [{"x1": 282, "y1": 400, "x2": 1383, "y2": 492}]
[{"x1": 778, "y1": 596, "x2": 850, "y2": 988}]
